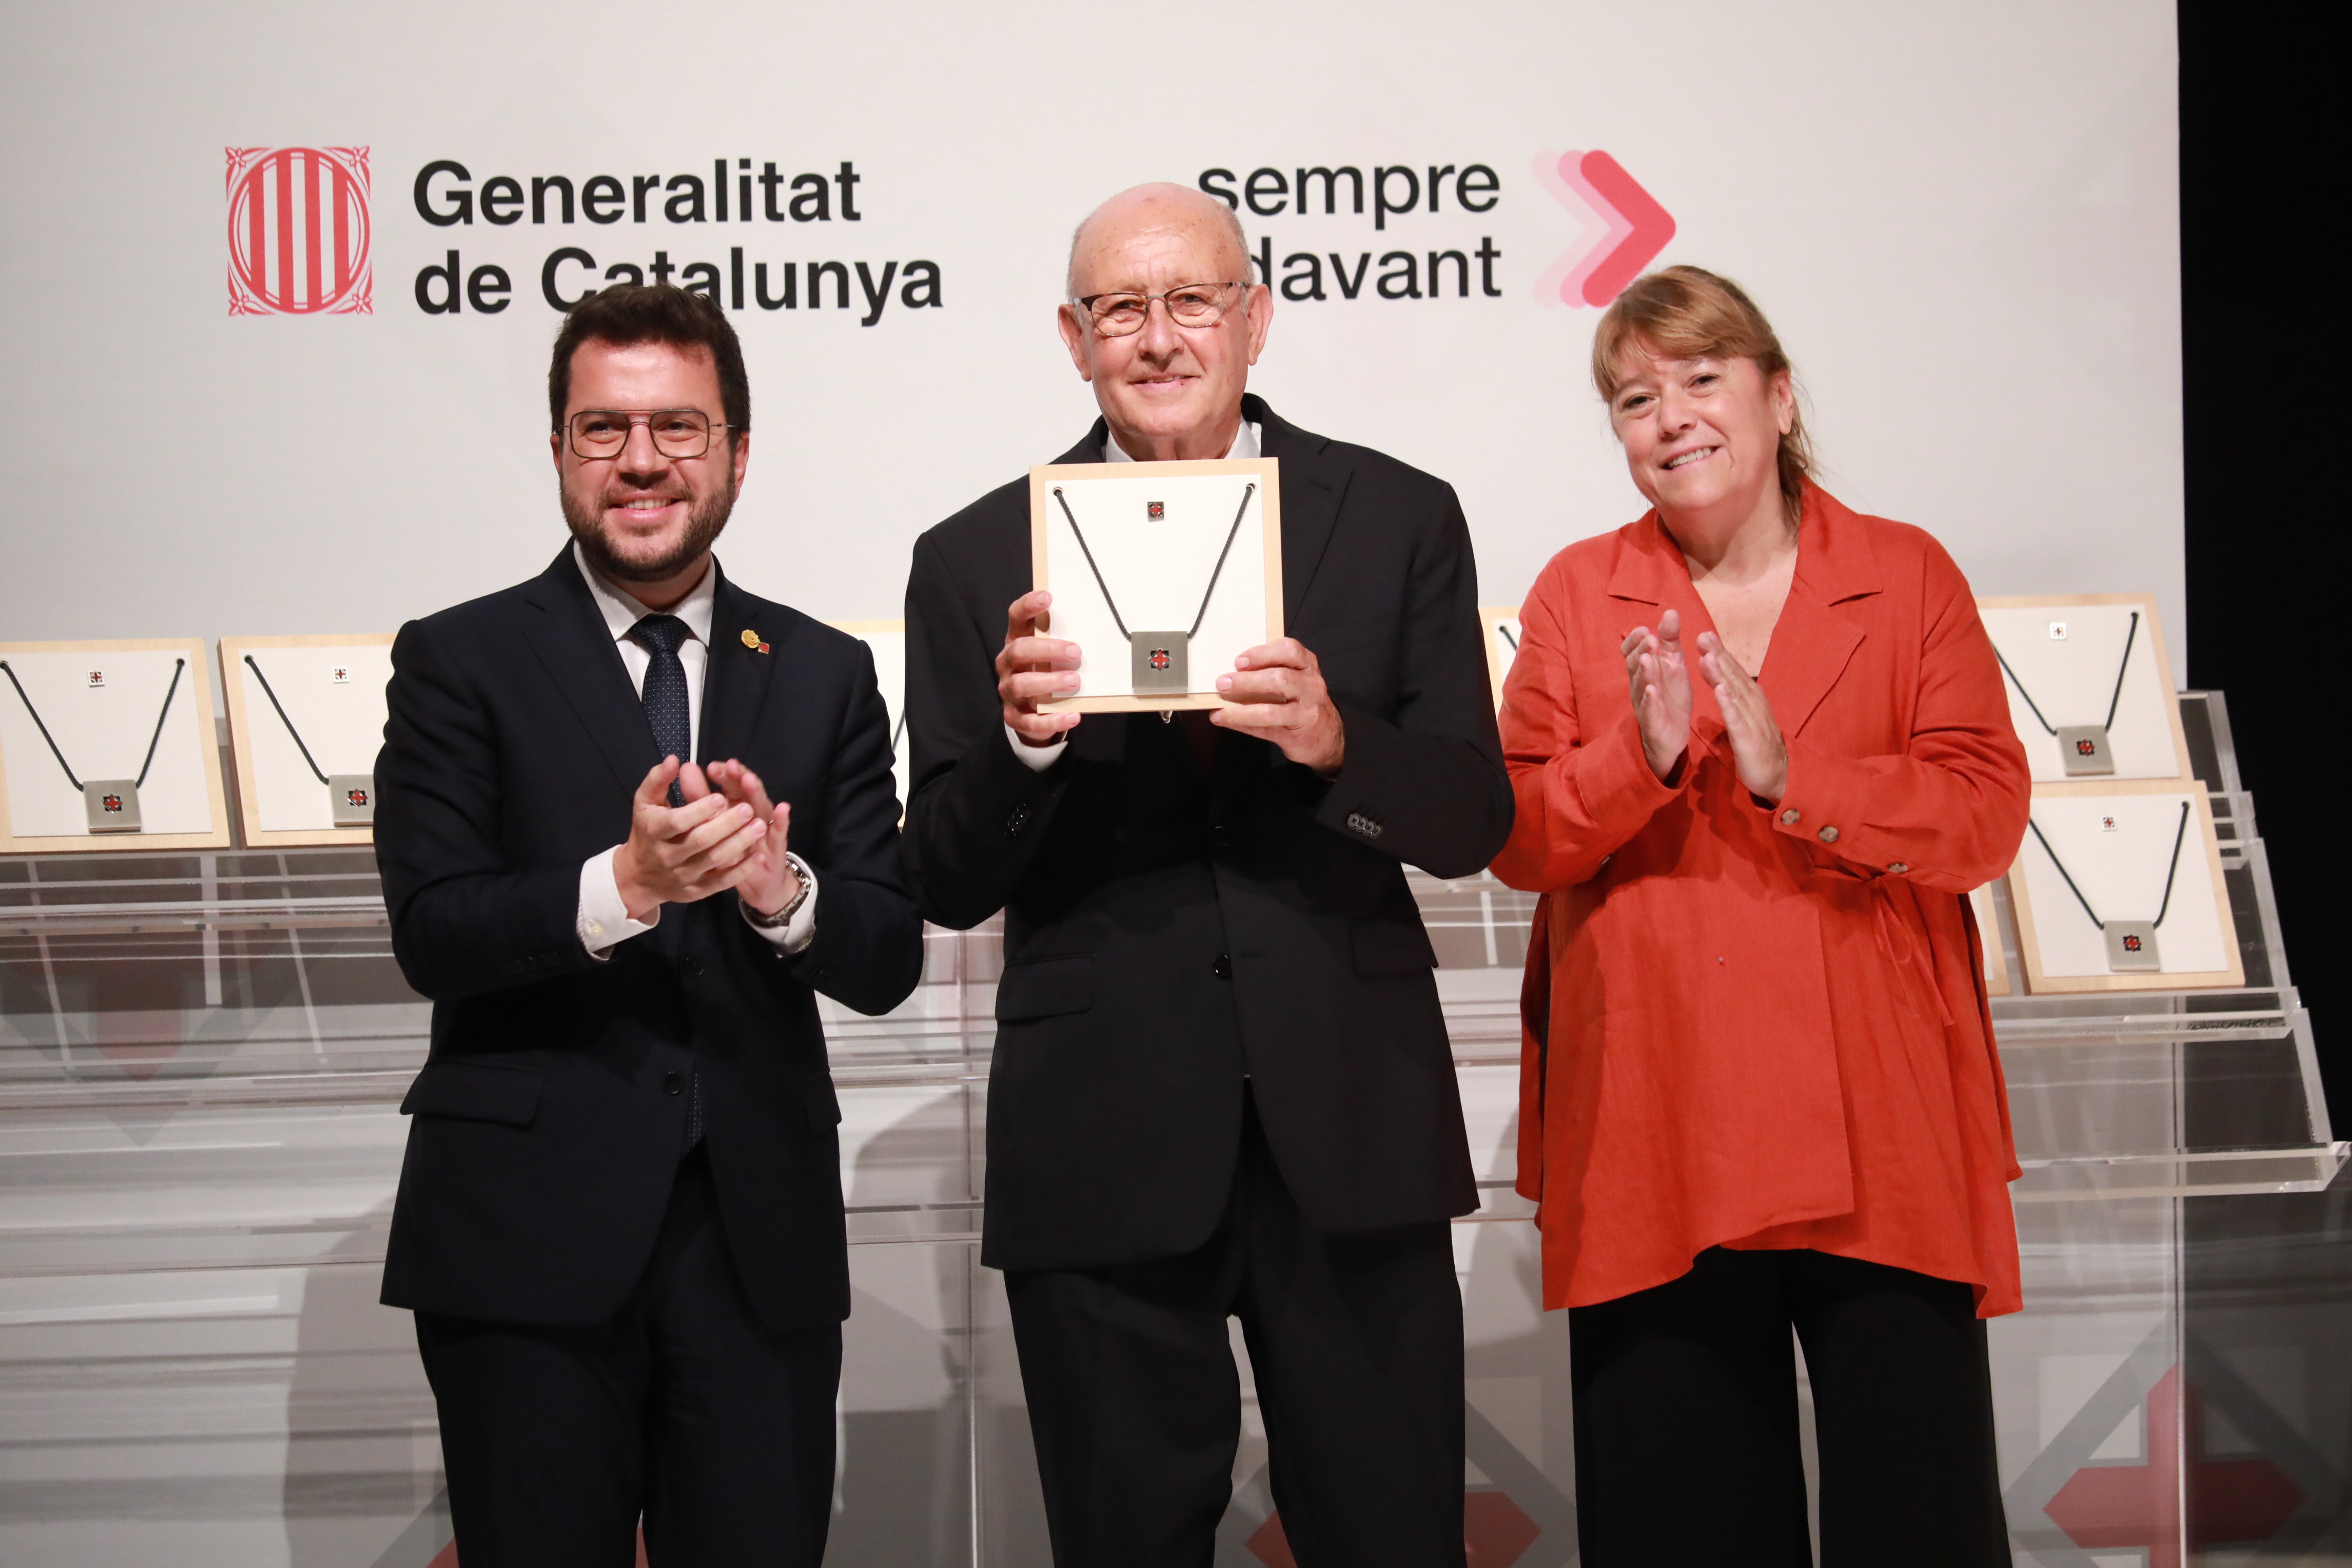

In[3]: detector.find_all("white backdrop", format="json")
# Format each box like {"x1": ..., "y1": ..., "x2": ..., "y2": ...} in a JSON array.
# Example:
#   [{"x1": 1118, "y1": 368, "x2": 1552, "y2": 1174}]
[{"x1": 0, "y1": 0, "x2": 2183, "y2": 679}]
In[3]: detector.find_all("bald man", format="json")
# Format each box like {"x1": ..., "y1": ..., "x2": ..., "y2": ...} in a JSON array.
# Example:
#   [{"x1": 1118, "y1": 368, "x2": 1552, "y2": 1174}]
[{"x1": 901, "y1": 184, "x2": 1510, "y2": 1567}]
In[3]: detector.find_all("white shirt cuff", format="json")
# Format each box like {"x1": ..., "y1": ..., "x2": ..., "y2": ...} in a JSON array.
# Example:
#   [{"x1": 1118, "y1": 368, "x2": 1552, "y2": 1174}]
[
  {"x1": 579, "y1": 846, "x2": 658, "y2": 958},
  {"x1": 1007, "y1": 722, "x2": 1067, "y2": 772},
  {"x1": 741, "y1": 855, "x2": 819, "y2": 954}
]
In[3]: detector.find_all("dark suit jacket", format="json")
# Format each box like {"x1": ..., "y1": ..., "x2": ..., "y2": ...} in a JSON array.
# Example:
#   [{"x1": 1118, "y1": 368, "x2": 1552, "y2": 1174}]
[
  {"x1": 903, "y1": 396, "x2": 1512, "y2": 1272},
  {"x1": 375, "y1": 549, "x2": 924, "y2": 1331}
]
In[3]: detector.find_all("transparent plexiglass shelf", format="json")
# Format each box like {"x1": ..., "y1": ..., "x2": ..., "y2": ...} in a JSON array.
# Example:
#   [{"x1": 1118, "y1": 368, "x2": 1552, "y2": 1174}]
[{"x1": 0, "y1": 691, "x2": 2335, "y2": 1292}]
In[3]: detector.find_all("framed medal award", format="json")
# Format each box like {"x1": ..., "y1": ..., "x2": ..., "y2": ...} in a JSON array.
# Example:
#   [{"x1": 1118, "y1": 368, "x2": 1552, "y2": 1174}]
[
  {"x1": 2004, "y1": 780, "x2": 2242, "y2": 993},
  {"x1": 827, "y1": 620, "x2": 909, "y2": 819},
  {"x1": 1976, "y1": 595, "x2": 2192, "y2": 783},
  {"x1": 1030, "y1": 458, "x2": 1282, "y2": 712},
  {"x1": 0, "y1": 638, "x2": 232, "y2": 853},
  {"x1": 1480, "y1": 606, "x2": 1522, "y2": 712},
  {"x1": 219, "y1": 634, "x2": 394, "y2": 847}
]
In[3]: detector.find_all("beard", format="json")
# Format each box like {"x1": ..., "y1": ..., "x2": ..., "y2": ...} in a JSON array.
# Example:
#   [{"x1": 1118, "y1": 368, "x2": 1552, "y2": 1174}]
[{"x1": 562, "y1": 469, "x2": 737, "y2": 585}]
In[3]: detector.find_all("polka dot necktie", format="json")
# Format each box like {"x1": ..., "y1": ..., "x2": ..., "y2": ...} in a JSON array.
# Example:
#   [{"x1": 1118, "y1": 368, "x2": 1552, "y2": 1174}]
[
  {"x1": 628, "y1": 612, "x2": 703, "y2": 1149},
  {"x1": 630, "y1": 614, "x2": 692, "y2": 806}
]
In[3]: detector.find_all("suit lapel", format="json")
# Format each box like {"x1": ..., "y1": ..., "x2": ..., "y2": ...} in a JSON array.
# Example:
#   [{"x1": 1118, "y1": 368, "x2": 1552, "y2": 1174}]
[
  {"x1": 518, "y1": 550, "x2": 660, "y2": 795},
  {"x1": 1251, "y1": 398, "x2": 1347, "y2": 628},
  {"x1": 700, "y1": 570, "x2": 781, "y2": 767}
]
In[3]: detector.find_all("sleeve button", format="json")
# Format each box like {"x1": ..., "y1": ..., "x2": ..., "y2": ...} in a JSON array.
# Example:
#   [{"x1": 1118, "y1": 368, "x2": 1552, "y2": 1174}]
[
  {"x1": 1780, "y1": 808, "x2": 1801, "y2": 825},
  {"x1": 1888, "y1": 861, "x2": 1909, "y2": 874},
  {"x1": 1817, "y1": 825, "x2": 1839, "y2": 844}
]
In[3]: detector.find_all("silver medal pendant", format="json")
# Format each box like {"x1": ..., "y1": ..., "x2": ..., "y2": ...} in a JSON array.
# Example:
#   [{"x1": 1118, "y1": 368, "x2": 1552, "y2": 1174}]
[
  {"x1": 83, "y1": 780, "x2": 142, "y2": 833},
  {"x1": 2104, "y1": 920, "x2": 2161, "y2": 972},
  {"x1": 1132, "y1": 633, "x2": 1189, "y2": 696},
  {"x1": 2056, "y1": 724, "x2": 2114, "y2": 777},
  {"x1": 329, "y1": 773, "x2": 376, "y2": 827}
]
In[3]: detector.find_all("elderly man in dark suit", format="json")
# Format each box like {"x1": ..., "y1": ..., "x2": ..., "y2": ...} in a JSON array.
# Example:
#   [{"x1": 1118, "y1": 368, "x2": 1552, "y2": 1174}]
[
  {"x1": 901, "y1": 183, "x2": 1511, "y2": 1568},
  {"x1": 374, "y1": 284, "x2": 923, "y2": 1568}
]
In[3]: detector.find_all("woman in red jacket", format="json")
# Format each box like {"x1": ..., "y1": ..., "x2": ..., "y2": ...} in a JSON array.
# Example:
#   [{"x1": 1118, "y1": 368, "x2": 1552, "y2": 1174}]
[{"x1": 1493, "y1": 267, "x2": 2029, "y2": 1566}]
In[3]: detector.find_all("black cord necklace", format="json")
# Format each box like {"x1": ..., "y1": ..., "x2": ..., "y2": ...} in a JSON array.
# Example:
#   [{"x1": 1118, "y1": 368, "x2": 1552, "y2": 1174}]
[
  {"x1": 2025, "y1": 797, "x2": 2191, "y2": 972},
  {"x1": 0, "y1": 658, "x2": 184, "y2": 834},
  {"x1": 242, "y1": 656, "x2": 375, "y2": 826},
  {"x1": 1994, "y1": 611, "x2": 2137, "y2": 777},
  {"x1": 1052, "y1": 483, "x2": 1256, "y2": 696}
]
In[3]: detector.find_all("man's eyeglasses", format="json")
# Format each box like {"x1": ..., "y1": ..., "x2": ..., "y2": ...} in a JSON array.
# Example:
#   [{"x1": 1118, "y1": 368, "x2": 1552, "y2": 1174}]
[
  {"x1": 564, "y1": 409, "x2": 732, "y2": 460},
  {"x1": 1074, "y1": 282, "x2": 1250, "y2": 338}
]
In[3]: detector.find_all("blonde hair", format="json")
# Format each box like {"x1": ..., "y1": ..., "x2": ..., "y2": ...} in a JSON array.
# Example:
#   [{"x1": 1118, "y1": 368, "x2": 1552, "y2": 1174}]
[{"x1": 1591, "y1": 266, "x2": 1814, "y2": 523}]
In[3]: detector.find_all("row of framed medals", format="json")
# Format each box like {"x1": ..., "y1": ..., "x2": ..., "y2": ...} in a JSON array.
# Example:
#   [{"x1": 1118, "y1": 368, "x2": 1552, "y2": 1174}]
[
  {"x1": 1479, "y1": 593, "x2": 2245, "y2": 996},
  {"x1": 0, "y1": 626, "x2": 920, "y2": 856},
  {"x1": 0, "y1": 636, "x2": 394, "y2": 853}
]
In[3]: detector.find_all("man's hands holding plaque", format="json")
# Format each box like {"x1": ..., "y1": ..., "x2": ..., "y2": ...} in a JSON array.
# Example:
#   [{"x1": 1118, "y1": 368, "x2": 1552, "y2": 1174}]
[
  {"x1": 995, "y1": 591, "x2": 1344, "y2": 777},
  {"x1": 1213, "y1": 639, "x2": 1345, "y2": 776},
  {"x1": 613, "y1": 757, "x2": 800, "y2": 923},
  {"x1": 999, "y1": 589, "x2": 1084, "y2": 748}
]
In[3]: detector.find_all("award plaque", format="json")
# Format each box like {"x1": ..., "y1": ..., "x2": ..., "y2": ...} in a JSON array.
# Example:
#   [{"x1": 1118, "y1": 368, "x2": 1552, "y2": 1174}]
[
  {"x1": 219, "y1": 635, "x2": 395, "y2": 848},
  {"x1": 2004, "y1": 781, "x2": 2241, "y2": 993},
  {"x1": 1031, "y1": 458, "x2": 1283, "y2": 712},
  {"x1": 1481, "y1": 606, "x2": 1523, "y2": 712},
  {"x1": 0, "y1": 638, "x2": 231, "y2": 853},
  {"x1": 827, "y1": 620, "x2": 909, "y2": 820},
  {"x1": 1969, "y1": 881, "x2": 2012, "y2": 998},
  {"x1": 1977, "y1": 595, "x2": 2193, "y2": 784}
]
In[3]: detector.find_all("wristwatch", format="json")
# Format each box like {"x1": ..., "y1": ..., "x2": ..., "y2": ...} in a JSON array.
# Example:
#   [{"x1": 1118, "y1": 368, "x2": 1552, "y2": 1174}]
[{"x1": 741, "y1": 852, "x2": 815, "y2": 930}]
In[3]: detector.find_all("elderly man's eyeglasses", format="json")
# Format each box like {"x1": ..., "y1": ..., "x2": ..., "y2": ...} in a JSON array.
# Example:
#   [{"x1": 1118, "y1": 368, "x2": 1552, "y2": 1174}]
[
  {"x1": 564, "y1": 409, "x2": 732, "y2": 460},
  {"x1": 1075, "y1": 282, "x2": 1249, "y2": 338}
]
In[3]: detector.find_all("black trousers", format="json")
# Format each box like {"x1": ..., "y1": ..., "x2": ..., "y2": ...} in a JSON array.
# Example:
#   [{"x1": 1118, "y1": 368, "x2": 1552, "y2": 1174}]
[
  {"x1": 1006, "y1": 1093, "x2": 1467, "y2": 1568},
  {"x1": 414, "y1": 1147, "x2": 841, "y2": 1568},
  {"x1": 1570, "y1": 1246, "x2": 2011, "y2": 1567}
]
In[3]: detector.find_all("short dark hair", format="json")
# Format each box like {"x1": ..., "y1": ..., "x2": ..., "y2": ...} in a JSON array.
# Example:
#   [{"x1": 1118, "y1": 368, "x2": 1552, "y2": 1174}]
[{"x1": 547, "y1": 284, "x2": 750, "y2": 438}]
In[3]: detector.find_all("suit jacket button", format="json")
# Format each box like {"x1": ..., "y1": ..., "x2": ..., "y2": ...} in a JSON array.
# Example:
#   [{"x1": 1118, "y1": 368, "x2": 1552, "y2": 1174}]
[
  {"x1": 662, "y1": 1071, "x2": 684, "y2": 1095},
  {"x1": 1210, "y1": 824, "x2": 1231, "y2": 848},
  {"x1": 1780, "y1": 808, "x2": 1801, "y2": 825},
  {"x1": 684, "y1": 956, "x2": 707, "y2": 977},
  {"x1": 1817, "y1": 825, "x2": 1839, "y2": 844},
  {"x1": 1888, "y1": 861, "x2": 1909, "y2": 874},
  {"x1": 1212, "y1": 954, "x2": 1232, "y2": 979}
]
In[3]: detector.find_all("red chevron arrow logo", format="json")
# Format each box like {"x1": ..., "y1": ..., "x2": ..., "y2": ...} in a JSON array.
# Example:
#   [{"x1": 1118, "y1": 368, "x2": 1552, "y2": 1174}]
[{"x1": 1531, "y1": 150, "x2": 1676, "y2": 308}]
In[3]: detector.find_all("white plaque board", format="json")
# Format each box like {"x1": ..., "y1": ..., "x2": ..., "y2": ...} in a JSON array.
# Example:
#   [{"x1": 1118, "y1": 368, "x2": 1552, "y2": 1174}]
[
  {"x1": 0, "y1": 639, "x2": 230, "y2": 852},
  {"x1": 1481, "y1": 606, "x2": 1522, "y2": 712},
  {"x1": 220, "y1": 635, "x2": 394, "y2": 847},
  {"x1": 828, "y1": 621, "x2": 908, "y2": 819},
  {"x1": 1030, "y1": 458, "x2": 1282, "y2": 712},
  {"x1": 2006, "y1": 782, "x2": 2241, "y2": 993},
  {"x1": 1977, "y1": 594, "x2": 2191, "y2": 783}
]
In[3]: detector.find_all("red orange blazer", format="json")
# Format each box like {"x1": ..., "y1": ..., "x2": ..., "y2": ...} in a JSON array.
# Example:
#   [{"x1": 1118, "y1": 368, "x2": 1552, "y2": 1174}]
[{"x1": 1493, "y1": 484, "x2": 2031, "y2": 1317}]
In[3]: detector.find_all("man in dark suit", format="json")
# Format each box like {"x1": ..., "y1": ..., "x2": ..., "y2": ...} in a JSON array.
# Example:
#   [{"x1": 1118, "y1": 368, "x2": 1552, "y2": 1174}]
[
  {"x1": 901, "y1": 184, "x2": 1512, "y2": 1567},
  {"x1": 374, "y1": 284, "x2": 923, "y2": 1567}
]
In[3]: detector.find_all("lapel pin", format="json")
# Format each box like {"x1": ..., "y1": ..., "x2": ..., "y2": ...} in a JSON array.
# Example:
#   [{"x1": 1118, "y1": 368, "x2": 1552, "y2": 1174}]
[{"x1": 740, "y1": 629, "x2": 760, "y2": 649}]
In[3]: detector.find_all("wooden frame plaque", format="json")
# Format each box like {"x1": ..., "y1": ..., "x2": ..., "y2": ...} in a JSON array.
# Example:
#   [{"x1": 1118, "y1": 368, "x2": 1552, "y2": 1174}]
[
  {"x1": 219, "y1": 634, "x2": 395, "y2": 848},
  {"x1": 2005, "y1": 780, "x2": 2242, "y2": 994},
  {"x1": 1976, "y1": 594, "x2": 2192, "y2": 784},
  {"x1": 1030, "y1": 458, "x2": 1282, "y2": 712},
  {"x1": 0, "y1": 638, "x2": 231, "y2": 853}
]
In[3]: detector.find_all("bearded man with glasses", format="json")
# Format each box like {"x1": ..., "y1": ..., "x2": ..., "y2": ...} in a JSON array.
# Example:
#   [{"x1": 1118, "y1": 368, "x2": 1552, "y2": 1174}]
[
  {"x1": 902, "y1": 183, "x2": 1511, "y2": 1567},
  {"x1": 372, "y1": 283, "x2": 923, "y2": 1567}
]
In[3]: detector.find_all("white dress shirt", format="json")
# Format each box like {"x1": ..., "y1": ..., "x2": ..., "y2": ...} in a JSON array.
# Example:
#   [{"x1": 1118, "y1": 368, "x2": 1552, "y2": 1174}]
[
  {"x1": 570, "y1": 543, "x2": 818, "y2": 956},
  {"x1": 1009, "y1": 419, "x2": 1263, "y2": 771}
]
